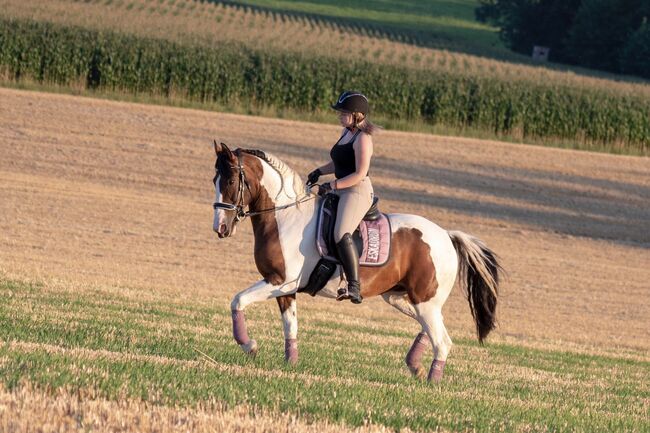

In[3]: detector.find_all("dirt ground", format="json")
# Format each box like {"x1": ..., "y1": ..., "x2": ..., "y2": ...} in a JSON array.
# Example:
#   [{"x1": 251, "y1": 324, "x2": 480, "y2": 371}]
[{"x1": 1, "y1": 88, "x2": 648, "y2": 357}]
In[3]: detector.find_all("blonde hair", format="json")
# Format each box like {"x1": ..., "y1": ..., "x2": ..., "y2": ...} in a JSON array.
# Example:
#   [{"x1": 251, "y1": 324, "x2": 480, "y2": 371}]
[{"x1": 352, "y1": 112, "x2": 381, "y2": 135}]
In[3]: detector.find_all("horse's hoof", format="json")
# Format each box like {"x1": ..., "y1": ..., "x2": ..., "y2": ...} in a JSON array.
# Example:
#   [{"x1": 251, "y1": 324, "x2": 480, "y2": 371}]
[
  {"x1": 285, "y1": 339, "x2": 298, "y2": 366},
  {"x1": 427, "y1": 360, "x2": 446, "y2": 383},
  {"x1": 241, "y1": 339, "x2": 258, "y2": 358},
  {"x1": 411, "y1": 366, "x2": 427, "y2": 381}
]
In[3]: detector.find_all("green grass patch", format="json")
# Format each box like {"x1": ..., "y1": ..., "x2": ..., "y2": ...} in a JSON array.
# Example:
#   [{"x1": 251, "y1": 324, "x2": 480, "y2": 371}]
[
  {"x1": 219, "y1": 0, "x2": 506, "y2": 58},
  {"x1": 1, "y1": 278, "x2": 648, "y2": 432}
]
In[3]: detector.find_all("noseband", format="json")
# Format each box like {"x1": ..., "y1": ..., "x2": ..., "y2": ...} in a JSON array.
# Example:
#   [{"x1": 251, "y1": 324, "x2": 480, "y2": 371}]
[{"x1": 213, "y1": 150, "x2": 314, "y2": 222}]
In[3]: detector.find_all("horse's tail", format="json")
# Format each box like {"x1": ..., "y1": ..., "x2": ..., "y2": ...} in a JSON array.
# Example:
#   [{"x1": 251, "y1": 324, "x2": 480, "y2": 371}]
[{"x1": 448, "y1": 230, "x2": 502, "y2": 343}]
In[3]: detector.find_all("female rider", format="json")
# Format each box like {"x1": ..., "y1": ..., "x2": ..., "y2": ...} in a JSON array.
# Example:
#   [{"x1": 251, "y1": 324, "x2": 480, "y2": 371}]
[{"x1": 306, "y1": 91, "x2": 379, "y2": 304}]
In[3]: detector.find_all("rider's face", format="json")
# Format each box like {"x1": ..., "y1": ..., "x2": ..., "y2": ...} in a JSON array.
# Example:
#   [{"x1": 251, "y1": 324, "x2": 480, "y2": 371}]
[{"x1": 337, "y1": 111, "x2": 353, "y2": 128}]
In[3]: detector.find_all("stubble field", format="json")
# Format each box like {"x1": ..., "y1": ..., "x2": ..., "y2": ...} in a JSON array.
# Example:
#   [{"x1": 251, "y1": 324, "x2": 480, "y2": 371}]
[{"x1": 0, "y1": 87, "x2": 648, "y2": 431}]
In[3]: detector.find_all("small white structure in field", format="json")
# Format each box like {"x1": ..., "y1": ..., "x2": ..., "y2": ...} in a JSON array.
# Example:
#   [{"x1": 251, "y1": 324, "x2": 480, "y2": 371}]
[{"x1": 532, "y1": 45, "x2": 550, "y2": 61}]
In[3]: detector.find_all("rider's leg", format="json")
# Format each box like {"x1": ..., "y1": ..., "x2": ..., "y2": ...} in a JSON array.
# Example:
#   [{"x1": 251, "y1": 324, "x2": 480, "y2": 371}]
[
  {"x1": 333, "y1": 178, "x2": 373, "y2": 303},
  {"x1": 231, "y1": 279, "x2": 299, "y2": 356},
  {"x1": 336, "y1": 233, "x2": 362, "y2": 303}
]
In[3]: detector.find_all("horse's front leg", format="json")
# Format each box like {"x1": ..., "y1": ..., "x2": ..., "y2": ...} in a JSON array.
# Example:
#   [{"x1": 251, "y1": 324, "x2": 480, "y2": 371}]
[
  {"x1": 230, "y1": 279, "x2": 298, "y2": 358},
  {"x1": 276, "y1": 294, "x2": 298, "y2": 365}
]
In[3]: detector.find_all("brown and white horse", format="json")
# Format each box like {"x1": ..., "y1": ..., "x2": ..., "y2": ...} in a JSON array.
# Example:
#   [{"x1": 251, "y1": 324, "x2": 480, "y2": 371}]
[{"x1": 212, "y1": 143, "x2": 501, "y2": 382}]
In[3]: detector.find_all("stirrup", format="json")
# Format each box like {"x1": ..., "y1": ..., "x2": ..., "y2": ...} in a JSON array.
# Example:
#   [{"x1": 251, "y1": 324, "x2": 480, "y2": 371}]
[
  {"x1": 338, "y1": 285, "x2": 362, "y2": 304},
  {"x1": 336, "y1": 272, "x2": 349, "y2": 301},
  {"x1": 348, "y1": 286, "x2": 363, "y2": 304}
]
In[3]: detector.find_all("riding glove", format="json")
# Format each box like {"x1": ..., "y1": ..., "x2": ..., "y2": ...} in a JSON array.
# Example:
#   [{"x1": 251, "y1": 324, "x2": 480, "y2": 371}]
[
  {"x1": 318, "y1": 182, "x2": 332, "y2": 196},
  {"x1": 306, "y1": 168, "x2": 322, "y2": 185}
]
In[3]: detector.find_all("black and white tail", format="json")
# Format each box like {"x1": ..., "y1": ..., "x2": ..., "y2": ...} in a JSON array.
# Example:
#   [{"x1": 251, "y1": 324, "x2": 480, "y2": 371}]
[{"x1": 448, "y1": 231, "x2": 502, "y2": 343}]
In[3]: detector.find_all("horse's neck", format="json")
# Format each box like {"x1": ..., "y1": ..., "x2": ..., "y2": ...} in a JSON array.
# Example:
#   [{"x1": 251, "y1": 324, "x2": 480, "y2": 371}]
[
  {"x1": 250, "y1": 158, "x2": 317, "y2": 239},
  {"x1": 250, "y1": 187, "x2": 317, "y2": 237}
]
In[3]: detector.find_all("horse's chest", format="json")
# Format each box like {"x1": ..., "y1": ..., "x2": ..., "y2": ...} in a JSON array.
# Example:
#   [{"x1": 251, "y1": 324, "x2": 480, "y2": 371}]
[
  {"x1": 252, "y1": 206, "x2": 314, "y2": 287},
  {"x1": 252, "y1": 218, "x2": 287, "y2": 284}
]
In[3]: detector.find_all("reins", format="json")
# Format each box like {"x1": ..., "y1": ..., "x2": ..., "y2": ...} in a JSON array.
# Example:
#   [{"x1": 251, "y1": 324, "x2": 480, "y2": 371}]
[{"x1": 213, "y1": 149, "x2": 316, "y2": 222}]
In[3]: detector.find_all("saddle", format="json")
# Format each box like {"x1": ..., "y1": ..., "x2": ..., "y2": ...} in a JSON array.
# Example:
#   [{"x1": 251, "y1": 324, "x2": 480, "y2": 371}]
[{"x1": 298, "y1": 193, "x2": 392, "y2": 296}]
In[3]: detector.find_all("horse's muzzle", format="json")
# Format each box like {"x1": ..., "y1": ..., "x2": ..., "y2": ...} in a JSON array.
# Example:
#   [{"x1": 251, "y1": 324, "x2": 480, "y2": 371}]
[{"x1": 214, "y1": 223, "x2": 229, "y2": 238}]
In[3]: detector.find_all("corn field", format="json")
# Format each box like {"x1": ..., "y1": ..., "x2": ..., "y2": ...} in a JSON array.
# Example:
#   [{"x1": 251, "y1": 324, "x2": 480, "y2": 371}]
[
  {"x1": 1, "y1": 18, "x2": 648, "y2": 150},
  {"x1": 4, "y1": 0, "x2": 649, "y2": 98}
]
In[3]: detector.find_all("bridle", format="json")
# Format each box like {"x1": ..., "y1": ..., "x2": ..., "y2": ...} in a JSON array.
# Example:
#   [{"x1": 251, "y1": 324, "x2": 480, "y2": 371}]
[
  {"x1": 213, "y1": 150, "x2": 315, "y2": 222},
  {"x1": 213, "y1": 150, "x2": 250, "y2": 222}
]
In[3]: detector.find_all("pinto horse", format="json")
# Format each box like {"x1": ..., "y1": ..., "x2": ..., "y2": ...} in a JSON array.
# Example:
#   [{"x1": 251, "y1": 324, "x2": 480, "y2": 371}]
[{"x1": 212, "y1": 142, "x2": 501, "y2": 382}]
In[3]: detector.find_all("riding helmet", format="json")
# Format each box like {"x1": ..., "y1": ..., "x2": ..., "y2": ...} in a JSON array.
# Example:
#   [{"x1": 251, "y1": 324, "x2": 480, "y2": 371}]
[{"x1": 331, "y1": 91, "x2": 369, "y2": 115}]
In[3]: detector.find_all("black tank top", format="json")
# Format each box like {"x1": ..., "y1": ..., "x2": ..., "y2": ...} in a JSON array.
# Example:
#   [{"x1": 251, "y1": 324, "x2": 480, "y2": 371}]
[{"x1": 330, "y1": 130, "x2": 367, "y2": 179}]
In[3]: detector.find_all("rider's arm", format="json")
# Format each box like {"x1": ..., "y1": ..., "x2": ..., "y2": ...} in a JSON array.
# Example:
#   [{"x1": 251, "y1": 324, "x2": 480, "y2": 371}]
[
  {"x1": 318, "y1": 161, "x2": 335, "y2": 175},
  {"x1": 334, "y1": 133, "x2": 373, "y2": 190}
]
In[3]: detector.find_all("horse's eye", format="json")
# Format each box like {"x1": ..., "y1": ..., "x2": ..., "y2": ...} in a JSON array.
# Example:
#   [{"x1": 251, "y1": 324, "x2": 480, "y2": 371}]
[{"x1": 228, "y1": 179, "x2": 235, "y2": 185}]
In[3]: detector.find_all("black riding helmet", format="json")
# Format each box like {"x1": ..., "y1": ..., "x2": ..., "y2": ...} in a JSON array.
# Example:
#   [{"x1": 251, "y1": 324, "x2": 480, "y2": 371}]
[{"x1": 331, "y1": 91, "x2": 369, "y2": 115}]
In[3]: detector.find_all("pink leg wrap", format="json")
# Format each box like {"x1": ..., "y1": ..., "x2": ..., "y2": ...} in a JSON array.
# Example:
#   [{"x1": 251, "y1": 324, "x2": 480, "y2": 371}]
[
  {"x1": 405, "y1": 332, "x2": 429, "y2": 377},
  {"x1": 428, "y1": 359, "x2": 446, "y2": 383},
  {"x1": 231, "y1": 310, "x2": 250, "y2": 345},
  {"x1": 284, "y1": 338, "x2": 298, "y2": 365}
]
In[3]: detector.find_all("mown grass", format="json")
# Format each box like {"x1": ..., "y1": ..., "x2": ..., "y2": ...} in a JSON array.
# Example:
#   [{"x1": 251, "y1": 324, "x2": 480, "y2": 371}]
[
  {"x1": 218, "y1": 0, "x2": 505, "y2": 57},
  {"x1": 1, "y1": 278, "x2": 648, "y2": 432}
]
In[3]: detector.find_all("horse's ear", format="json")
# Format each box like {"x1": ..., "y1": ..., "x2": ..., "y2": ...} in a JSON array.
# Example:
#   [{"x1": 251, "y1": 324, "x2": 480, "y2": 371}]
[{"x1": 214, "y1": 141, "x2": 235, "y2": 160}]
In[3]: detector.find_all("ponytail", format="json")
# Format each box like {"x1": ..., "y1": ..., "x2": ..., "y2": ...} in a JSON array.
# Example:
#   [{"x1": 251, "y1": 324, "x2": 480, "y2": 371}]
[{"x1": 353, "y1": 112, "x2": 382, "y2": 136}]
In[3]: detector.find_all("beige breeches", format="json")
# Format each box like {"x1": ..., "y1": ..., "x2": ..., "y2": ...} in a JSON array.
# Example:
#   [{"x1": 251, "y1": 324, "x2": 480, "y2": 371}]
[{"x1": 333, "y1": 177, "x2": 374, "y2": 242}]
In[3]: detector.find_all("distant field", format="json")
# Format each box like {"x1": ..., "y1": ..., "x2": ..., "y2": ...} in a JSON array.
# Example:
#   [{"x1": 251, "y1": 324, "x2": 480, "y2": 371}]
[
  {"x1": 4, "y1": 0, "x2": 649, "y2": 154},
  {"x1": 2, "y1": 16, "x2": 649, "y2": 153},
  {"x1": 3, "y1": 0, "x2": 648, "y2": 96},
  {"x1": 218, "y1": 0, "x2": 505, "y2": 57},
  {"x1": 2, "y1": 278, "x2": 648, "y2": 432}
]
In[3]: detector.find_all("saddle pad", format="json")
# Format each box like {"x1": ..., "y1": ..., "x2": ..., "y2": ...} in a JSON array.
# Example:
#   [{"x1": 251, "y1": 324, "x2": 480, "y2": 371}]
[
  {"x1": 316, "y1": 195, "x2": 391, "y2": 267},
  {"x1": 358, "y1": 215, "x2": 391, "y2": 266}
]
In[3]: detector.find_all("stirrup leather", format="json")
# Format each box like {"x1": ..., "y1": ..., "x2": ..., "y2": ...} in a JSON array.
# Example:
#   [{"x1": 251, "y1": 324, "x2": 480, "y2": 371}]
[{"x1": 336, "y1": 273, "x2": 350, "y2": 301}]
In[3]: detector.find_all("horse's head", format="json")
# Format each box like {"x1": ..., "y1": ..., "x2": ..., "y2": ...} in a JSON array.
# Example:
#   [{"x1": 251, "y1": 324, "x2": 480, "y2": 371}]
[{"x1": 212, "y1": 141, "x2": 262, "y2": 238}]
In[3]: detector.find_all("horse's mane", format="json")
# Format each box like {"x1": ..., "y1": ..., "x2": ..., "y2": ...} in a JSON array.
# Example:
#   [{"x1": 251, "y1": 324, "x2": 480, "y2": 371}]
[{"x1": 240, "y1": 149, "x2": 304, "y2": 200}]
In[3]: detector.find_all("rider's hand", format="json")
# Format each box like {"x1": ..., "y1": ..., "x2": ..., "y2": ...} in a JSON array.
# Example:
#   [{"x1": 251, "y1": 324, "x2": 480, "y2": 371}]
[
  {"x1": 318, "y1": 182, "x2": 332, "y2": 196},
  {"x1": 306, "y1": 168, "x2": 322, "y2": 186}
]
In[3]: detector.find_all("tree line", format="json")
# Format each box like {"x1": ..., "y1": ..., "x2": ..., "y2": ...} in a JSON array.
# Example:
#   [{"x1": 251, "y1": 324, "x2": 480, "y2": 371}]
[{"x1": 476, "y1": 0, "x2": 650, "y2": 78}]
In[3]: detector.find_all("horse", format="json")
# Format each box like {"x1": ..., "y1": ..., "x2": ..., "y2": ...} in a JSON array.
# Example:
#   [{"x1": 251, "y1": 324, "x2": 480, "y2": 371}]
[{"x1": 212, "y1": 142, "x2": 501, "y2": 382}]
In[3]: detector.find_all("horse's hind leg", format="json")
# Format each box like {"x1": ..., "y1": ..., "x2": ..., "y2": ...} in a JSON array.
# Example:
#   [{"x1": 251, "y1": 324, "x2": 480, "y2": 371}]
[
  {"x1": 382, "y1": 290, "x2": 428, "y2": 380},
  {"x1": 276, "y1": 294, "x2": 298, "y2": 365},
  {"x1": 414, "y1": 301, "x2": 453, "y2": 383},
  {"x1": 405, "y1": 331, "x2": 430, "y2": 380}
]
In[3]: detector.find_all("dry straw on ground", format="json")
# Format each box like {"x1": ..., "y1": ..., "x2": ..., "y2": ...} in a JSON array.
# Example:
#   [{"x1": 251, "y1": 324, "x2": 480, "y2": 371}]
[{"x1": 0, "y1": 384, "x2": 414, "y2": 433}]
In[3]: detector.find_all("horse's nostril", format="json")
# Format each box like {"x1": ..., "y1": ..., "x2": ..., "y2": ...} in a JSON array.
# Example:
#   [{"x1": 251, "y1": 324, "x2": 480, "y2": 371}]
[{"x1": 216, "y1": 223, "x2": 227, "y2": 235}]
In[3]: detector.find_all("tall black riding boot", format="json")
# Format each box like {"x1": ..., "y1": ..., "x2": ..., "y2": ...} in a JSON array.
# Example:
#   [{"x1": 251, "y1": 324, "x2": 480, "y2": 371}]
[{"x1": 336, "y1": 233, "x2": 362, "y2": 304}]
